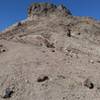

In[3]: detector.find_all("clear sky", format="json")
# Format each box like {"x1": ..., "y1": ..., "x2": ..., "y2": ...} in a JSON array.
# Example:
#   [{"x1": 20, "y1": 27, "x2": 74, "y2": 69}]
[{"x1": 0, "y1": 0, "x2": 100, "y2": 31}]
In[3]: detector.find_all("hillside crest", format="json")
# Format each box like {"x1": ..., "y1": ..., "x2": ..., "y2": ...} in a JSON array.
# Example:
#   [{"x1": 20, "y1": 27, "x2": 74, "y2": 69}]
[{"x1": 28, "y1": 3, "x2": 72, "y2": 17}]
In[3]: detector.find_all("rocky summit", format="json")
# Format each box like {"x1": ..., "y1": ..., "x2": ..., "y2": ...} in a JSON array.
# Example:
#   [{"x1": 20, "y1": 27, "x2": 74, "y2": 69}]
[
  {"x1": 28, "y1": 3, "x2": 72, "y2": 17},
  {"x1": 0, "y1": 2, "x2": 100, "y2": 100}
]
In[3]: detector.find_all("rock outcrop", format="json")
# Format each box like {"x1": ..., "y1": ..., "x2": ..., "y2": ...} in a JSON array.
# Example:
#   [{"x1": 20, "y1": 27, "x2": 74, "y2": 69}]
[{"x1": 28, "y1": 3, "x2": 72, "y2": 17}]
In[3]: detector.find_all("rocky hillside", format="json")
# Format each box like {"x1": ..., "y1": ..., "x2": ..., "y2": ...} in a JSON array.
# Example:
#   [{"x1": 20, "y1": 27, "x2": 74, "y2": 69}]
[{"x1": 0, "y1": 3, "x2": 100, "y2": 100}]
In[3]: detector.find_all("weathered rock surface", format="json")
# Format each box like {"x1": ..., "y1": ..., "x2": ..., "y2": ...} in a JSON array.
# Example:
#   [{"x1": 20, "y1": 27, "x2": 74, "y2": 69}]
[
  {"x1": 0, "y1": 2, "x2": 100, "y2": 100},
  {"x1": 28, "y1": 3, "x2": 72, "y2": 17}
]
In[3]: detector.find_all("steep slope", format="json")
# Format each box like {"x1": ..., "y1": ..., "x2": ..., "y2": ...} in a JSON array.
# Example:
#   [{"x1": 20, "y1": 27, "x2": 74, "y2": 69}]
[{"x1": 0, "y1": 3, "x2": 100, "y2": 100}]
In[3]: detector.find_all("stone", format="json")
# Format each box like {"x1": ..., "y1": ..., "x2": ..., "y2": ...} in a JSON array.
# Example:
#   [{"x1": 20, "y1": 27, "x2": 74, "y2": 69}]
[
  {"x1": 0, "y1": 45, "x2": 7, "y2": 53},
  {"x1": 67, "y1": 29, "x2": 71, "y2": 37},
  {"x1": 84, "y1": 79, "x2": 94, "y2": 89},
  {"x1": 17, "y1": 22, "x2": 22, "y2": 27},
  {"x1": 2, "y1": 88, "x2": 14, "y2": 99},
  {"x1": 37, "y1": 75, "x2": 49, "y2": 82}
]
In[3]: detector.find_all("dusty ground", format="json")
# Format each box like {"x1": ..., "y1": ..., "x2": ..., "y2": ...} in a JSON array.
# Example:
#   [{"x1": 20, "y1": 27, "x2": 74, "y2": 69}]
[{"x1": 0, "y1": 3, "x2": 100, "y2": 100}]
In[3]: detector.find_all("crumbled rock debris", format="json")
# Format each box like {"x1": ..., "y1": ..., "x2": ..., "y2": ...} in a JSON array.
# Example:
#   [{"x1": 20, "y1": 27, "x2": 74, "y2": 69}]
[{"x1": 44, "y1": 39, "x2": 55, "y2": 48}]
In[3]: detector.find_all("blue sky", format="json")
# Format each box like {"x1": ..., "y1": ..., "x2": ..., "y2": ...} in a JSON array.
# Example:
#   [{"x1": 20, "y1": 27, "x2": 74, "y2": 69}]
[{"x1": 0, "y1": 0, "x2": 100, "y2": 31}]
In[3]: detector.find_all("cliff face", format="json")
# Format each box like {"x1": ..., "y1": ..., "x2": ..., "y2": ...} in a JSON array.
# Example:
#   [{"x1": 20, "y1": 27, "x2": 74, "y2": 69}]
[{"x1": 0, "y1": 3, "x2": 100, "y2": 100}]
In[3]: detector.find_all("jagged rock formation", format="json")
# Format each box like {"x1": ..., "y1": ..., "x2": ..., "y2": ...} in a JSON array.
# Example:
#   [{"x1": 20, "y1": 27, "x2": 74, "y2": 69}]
[
  {"x1": 0, "y1": 2, "x2": 100, "y2": 100},
  {"x1": 28, "y1": 3, "x2": 72, "y2": 17}
]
